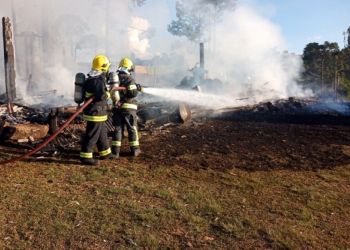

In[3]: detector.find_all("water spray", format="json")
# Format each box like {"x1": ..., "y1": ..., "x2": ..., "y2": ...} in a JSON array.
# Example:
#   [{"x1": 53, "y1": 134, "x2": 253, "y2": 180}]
[
  {"x1": 140, "y1": 87, "x2": 250, "y2": 109},
  {"x1": 111, "y1": 83, "x2": 250, "y2": 109}
]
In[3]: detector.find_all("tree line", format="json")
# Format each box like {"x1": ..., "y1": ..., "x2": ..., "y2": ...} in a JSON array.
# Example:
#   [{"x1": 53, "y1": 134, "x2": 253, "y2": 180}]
[{"x1": 301, "y1": 27, "x2": 350, "y2": 99}]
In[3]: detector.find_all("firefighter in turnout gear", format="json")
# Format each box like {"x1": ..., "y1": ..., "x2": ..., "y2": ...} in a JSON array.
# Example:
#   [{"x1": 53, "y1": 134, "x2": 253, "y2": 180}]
[
  {"x1": 80, "y1": 55, "x2": 112, "y2": 166},
  {"x1": 111, "y1": 57, "x2": 141, "y2": 157}
]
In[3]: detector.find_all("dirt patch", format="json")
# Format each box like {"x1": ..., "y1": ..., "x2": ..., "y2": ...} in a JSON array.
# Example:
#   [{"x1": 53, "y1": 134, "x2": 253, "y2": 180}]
[{"x1": 136, "y1": 119, "x2": 350, "y2": 171}]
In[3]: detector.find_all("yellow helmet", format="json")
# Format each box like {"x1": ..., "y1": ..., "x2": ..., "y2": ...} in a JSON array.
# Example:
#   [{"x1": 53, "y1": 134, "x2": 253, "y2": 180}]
[
  {"x1": 118, "y1": 57, "x2": 134, "y2": 73},
  {"x1": 92, "y1": 54, "x2": 111, "y2": 72}
]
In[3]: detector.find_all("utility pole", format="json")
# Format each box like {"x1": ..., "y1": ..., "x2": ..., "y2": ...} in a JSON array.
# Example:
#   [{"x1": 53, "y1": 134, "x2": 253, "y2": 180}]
[
  {"x1": 199, "y1": 42, "x2": 204, "y2": 80},
  {"x1": 334, "y1": 56, "x2": 338, "y2": 96},
  {"x1": 321, "y1": 57, "x2": 324, "y2": 94}
]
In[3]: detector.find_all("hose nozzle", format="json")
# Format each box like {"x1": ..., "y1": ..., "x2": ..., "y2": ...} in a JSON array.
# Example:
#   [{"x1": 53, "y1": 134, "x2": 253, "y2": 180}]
[{"x1": 136, "y1": 83, "x2": 144, "y2": 92}]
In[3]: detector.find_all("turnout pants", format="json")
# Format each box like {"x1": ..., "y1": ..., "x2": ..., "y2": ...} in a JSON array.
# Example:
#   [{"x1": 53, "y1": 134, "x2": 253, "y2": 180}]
[
  {"x1": 112, "y1": 109, "x2": 140, "y2": 151},
  {"x1": 80, "y1": 121, "x2": 111, "y2": 159}
]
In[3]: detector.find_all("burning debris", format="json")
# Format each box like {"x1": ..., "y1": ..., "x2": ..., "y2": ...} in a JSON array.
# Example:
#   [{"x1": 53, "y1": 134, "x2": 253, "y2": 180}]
[
  {"x1": 2, "y1": 93, "x2": 350, "y2": 167},
  {"x1": 138, "y1": 102, "x2": 191, "y2": 128},
  {"x1": 216, "y1": 98, "x2": 350, "y2": 125},
  {"x1": 0, "y1": 99, "x2": 192, "y2": 155},
  {"x1": 2, "y1": 96, "x2": 350, "y2": 147},
  {"x1": 1, "y1": 123, "x2": 48, "y2": 142},
  {"x1": 0, "y1": 102, "x2": 49, "y2": 143}
]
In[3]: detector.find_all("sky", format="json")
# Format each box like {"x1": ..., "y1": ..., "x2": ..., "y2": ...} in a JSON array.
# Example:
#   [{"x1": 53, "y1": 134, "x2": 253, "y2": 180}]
[
  {"x1": 146, "y1": 0, "x2": 350, "y2": 55},
  {"x1": 241, "y1": 0, "x2": 350, "y2": 54}
]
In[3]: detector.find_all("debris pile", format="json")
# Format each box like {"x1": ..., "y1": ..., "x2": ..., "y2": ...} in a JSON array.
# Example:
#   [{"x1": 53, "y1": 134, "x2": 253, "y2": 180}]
[
  {"x1": 0, "y1": 101, "x2": 192, "y2": 154},
  {"x1": 138, "y1": 102, "x2": 191, "y2": 129},
  {"x1": 217, "y1": 98, "x2": 350, "y2": 125},
  {"x1": 0, "y1": 103, "x2": 49, "y2": 143}
]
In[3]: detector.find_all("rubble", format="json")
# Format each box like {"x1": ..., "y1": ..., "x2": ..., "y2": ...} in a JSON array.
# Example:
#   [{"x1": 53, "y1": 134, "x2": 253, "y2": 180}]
[
  {"x1": 1, "y1": 95, "x2": 350, "y2": 165},
  {"x1": 137, "y1": 102, "x2": 191, "y2": 128},
  {"x1": 48, "y1": 106, "x2": 81, "y2": 133},
  {"x1": 216, "y1": 98, "x2": 350, "y2": 125},
  {"x1": 0, "y1": 123, "x2": 49, "y2": 141},
  {"x1": 0, "y1": 103, "x2": 47, "y2": 124},
  {"x1": 0, "y1": 99, "x2": 193, "y2": 155}
]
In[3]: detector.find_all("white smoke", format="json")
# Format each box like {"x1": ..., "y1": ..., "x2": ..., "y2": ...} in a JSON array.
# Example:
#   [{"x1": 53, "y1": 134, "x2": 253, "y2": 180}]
[
  {"x1": 128, "y1": 17, "x2": 150, "y2": 58},
  {"x1": 204, "y1": 5, "x2": 312, "y2": 102},
  {"x1": 0, "y1": 0, "x2": 163, "y2": 106},
  {"x1": 0, "y1": 0, "x2": 312, "y2": 108}
]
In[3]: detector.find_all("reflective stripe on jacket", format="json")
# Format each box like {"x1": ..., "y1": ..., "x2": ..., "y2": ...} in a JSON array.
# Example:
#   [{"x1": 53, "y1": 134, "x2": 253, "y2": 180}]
[
  {"x1": 121, "y1": 103, "x2": 137, "y2": 110},
  {"x1": 83, "y1": 114, "x2": 108, "y2": 122}
]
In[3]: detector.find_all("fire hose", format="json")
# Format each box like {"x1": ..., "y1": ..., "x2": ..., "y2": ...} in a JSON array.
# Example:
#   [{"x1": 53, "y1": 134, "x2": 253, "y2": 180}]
[{"x1": 0, "y1": 97, "x2": 94, "y2": 165}]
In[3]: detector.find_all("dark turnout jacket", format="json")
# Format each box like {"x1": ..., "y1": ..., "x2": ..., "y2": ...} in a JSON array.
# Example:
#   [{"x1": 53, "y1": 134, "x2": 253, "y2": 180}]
[
  {"x1": 117, "y1": 73, "x2": 138, "y2": 110},
  {"x1": 83, "y1": 72, "x2": 109, "y2": 122}
]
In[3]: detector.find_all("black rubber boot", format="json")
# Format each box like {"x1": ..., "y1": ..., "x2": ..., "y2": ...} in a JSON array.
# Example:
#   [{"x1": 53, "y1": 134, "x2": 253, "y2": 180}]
[
  {"x1": 100, "y1": 153, "x2": 113, "y2": 160},
  {"x1": 80, "y1": 158, "x2": 100, "y2": 166},
  {"x1": 131, "y1": 148, "x2": 141, "y2": 157},
  {"x1": 112, "y1": 146, "x2": 120, "y2": 158}
]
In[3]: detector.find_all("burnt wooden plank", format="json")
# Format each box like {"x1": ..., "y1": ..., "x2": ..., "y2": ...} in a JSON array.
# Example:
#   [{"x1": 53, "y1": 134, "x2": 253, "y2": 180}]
[{"x1": 2, "y1": 17, "x2": 16, "y2": 114}]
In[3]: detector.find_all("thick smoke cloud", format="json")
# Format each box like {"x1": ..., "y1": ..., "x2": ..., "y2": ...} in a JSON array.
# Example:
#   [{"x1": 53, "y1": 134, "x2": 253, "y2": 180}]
[
  {"x1": 0, "y1": 0, "x2": 311, "y2": 108},
  {"x1": 0, "y1": 0, "x2": 171, "y2": 106},
  {"x1": 205, "y1": 5, "x2": 311, "y2": 101},
  {"x1": 167, "y1": 1, "x2": 311, "y2": 102}
]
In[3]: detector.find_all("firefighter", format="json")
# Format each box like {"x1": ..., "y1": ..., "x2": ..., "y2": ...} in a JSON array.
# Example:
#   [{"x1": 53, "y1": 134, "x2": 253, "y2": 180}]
[
  {"x1": 80, "y1": 54, "x2": 112, "y2": 166},
  {"x1": 111, "y1": 57, "x2": 141, "y2": 157}
]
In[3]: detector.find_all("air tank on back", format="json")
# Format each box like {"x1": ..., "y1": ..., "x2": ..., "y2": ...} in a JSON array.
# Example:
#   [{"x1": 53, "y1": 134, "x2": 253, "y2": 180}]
[
  {"x1": 74, "y1": 73, "x2": 86, "y2": 105},
  {"x1": 108, "y1": 72, "x2": 120, "y2": 104}
]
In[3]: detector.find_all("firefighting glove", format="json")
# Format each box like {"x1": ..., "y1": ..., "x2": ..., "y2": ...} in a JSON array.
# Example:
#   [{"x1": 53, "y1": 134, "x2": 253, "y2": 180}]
[
  {"x1": 136, "y1": 83, "x2": 143, "y2": 92},
  {"x1": 102, "y1": 92, "x2": 111, "y2": 100}
]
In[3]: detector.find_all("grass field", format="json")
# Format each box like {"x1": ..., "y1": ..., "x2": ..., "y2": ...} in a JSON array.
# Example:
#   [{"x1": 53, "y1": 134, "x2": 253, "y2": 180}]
[{"x1": 1, "y1": 160, "x2": 349, "y2": 249}]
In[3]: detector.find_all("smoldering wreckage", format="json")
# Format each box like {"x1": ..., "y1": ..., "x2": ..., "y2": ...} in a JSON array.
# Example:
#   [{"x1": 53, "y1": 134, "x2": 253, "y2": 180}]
[{"x1": 2, "y1": 18, "x2": 350, "y2": 169}]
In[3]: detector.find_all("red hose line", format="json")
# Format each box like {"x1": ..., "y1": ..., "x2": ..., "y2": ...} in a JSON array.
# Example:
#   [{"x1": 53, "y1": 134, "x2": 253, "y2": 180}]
[
  {"x1": 0, "y1": 98, "x2": 94, "y2": 165},
  {"x1": 111, "y1": 86, "x2": 127, "y2": 91}
]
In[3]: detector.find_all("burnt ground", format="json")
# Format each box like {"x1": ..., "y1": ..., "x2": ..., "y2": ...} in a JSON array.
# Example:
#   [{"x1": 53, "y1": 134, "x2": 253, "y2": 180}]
[
  {"x1": 3, "y1": 103, "x2": 350, "y2": 171},
  {"x1": 138, "y1": 118, "x2": 350, "y2": 171}
]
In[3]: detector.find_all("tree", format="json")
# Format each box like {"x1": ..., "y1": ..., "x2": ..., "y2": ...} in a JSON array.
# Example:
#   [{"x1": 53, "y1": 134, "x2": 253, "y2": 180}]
[
  {"x1": 303, "y1": 42, "x2": 339, "y2": 81},
  {"x1": 202, "y1": 0, "x2": 235, "y2": 13},
  {"x1": 301, "y1": 41, "x2": 350, "y2": 98},
  {"x1": 336, "y1": 47, "x2": 350, "y2": 98},
  {"x1": 167, "y1": 0, "x2": 236, "y2": 42},
  {"x1": 133, "y1": 0, "x2": 146, "y2": 6}
]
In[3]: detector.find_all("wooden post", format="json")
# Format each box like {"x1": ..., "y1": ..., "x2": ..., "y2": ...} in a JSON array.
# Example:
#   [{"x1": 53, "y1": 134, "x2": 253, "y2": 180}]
[
  {"x1": 2, "y1": 17, "x2": 16, "y2": 115},
  {"x1": 48, "y1": 108, "x2": 58, "y2": 134}
]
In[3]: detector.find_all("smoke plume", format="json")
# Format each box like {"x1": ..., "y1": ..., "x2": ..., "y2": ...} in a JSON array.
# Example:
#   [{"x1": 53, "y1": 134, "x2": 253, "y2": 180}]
[
  {"x1": 0, "y1": 0, "x2": 312, "y2": 108},
  {"x1": 192, "y1": 3, "x2": 311, "y2": 102}
]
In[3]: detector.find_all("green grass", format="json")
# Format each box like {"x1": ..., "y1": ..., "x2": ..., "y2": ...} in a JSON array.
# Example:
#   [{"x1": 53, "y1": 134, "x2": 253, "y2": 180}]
[{"x1": 0, "y1": 162, "x2": 349, "y2": 249}]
